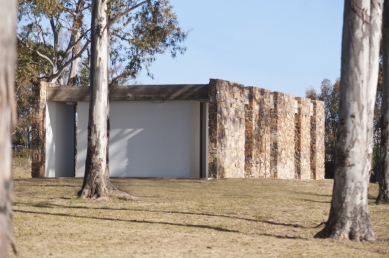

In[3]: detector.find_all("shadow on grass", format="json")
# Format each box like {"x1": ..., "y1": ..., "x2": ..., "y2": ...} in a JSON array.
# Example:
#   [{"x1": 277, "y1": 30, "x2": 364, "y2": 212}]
[
  {"x1": 16, "y1": 184, "x2": 79, "y2": 188},
  {"x1": 299, "y1": 192, "x2": 332, "y2": 198},
  {"x1": 299, "y1": 193, "x2": 377, "y2": 202},
  {"x1": 14, "y1": 209, "x2": 238, "y2": 233},
  {"x1": 368, "y1": 194, "x2": 378, "y2": 200},
  {"x1": 260, "y1": 233, "x2": 309, "y2": 240},
  {"x1": 13, "y1": 208, "x2": 311, "y2": 240},
  {"x1": 298, "y1": 199, "x2": 330, "y2": 204},
  {"x1": 15, "y1": 202, "x2": 317, "y2": 229}
]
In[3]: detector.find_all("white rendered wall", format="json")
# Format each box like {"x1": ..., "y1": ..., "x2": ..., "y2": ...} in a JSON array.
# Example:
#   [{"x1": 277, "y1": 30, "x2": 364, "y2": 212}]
[
  {"x1": 77, "y1": 101, "x2": 200, "y2": 178},
  {"x1": 46, "y1": 102, "x2": 75, "y2": 177}
]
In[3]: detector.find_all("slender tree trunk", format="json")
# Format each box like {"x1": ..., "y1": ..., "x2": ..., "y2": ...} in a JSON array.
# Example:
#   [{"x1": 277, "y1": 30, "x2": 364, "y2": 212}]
[
  {"x1": 315, "y1": 0, "x2": 382, "y2": 241},
  {"x1": 68, "y1": 28, "x2": 81, "y2": 85},
  {"x1": 377, "y1": 0, "x2": 389, "y2": 205},
  {"x1": 0, "y1": 0, "x2": 17, "y2": 255},
  {"x1": 49, "y1": 17, "x2": 60, "y2": 84},
  {"x1": 78, "y1": 0, "x2": 128, "y2": 199},
  {"x1": 68, "y1": 0, "x2": 85, "y2": 85}
]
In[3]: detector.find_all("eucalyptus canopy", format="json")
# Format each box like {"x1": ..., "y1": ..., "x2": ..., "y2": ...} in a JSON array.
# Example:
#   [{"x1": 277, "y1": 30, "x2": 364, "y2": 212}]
[{"x1": 17, "y1": 0, "x2": 187, "y2": 85}]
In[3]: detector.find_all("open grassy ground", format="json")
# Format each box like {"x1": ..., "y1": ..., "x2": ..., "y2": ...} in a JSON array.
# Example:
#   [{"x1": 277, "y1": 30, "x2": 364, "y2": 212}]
[{"x1": 9, "y1": 166, "x2": 389, "y2": 257}]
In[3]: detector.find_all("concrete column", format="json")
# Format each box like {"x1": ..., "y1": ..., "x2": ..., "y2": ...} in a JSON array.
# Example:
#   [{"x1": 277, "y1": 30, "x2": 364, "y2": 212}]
[
  {"x1": 208, "y1": 79, "x2": 245, "y2": 178},
  {"x1": 31, "y1": 81, "x2": 47, "y2": 177}
]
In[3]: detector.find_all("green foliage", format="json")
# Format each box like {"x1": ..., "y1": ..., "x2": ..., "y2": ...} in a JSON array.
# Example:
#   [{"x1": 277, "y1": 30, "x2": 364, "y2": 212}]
[
  {"x1": 307, "y1": 78, "x2": 382, "y2": 178},
  {"x1": 17, "y1": 0, "x2": 187, "y2": 85},
  {"x1": 320, "y1": 79, "x2": 340, "y2": 165},
  {"x1": 18, "y1": 0, "x2": 91, "y2": 83},
  {"x1": 13, "y1": 40, "x2": 51, "y2": 147},
  {"x1": 109, "y1": 0, "x2": 188, "y2": 85},
  {"x1": 372, "y1": 58, "x2": 383, "y2": 172}
]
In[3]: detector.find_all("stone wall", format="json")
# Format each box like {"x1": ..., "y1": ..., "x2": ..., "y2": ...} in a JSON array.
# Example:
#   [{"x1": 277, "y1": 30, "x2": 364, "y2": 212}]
[
  {"x1": 311, "y1": 100, "x2": 325, "y2": 180},
  {"x1": 31, "y1": 81, "x2": 47, "y2": 177},
  {"x1": 245, "y1": 87, "x2": 271, "y2": 178},
  {"x1": 208, "y1": 79, "x2": 245, "y2": 178},
  {"x1": 294, "y1": 97, "x2": 311, "y2": 180},
  {"x1": 210, "y1": 79, "x2": 325, "y2": 180},
  {"x1": 270, "y1": 92, "x2": 295, "y2": 179}
]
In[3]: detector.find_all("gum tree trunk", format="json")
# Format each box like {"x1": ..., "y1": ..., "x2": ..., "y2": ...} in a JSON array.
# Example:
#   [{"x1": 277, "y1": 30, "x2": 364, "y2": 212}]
[
  {"x1": 0, "y1": 0, "x2": 17, "y2": 255},
  {"x1": 377, "y1": 0, "x2": 389, "y2": 205},
  {"x1": 78, "y1": 0, "x2": 126, "y2": 199},
  {"x1": 315, "y1": 0, "x2": 382, "y2": 241},
  {"x1": 68, "y1": 0, "x2": 85, "y2": 85}
]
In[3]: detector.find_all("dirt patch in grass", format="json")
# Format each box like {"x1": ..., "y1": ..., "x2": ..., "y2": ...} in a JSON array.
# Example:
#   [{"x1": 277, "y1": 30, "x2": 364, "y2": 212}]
[{"x1": 8, "y1": 177, "x2": 389, "y2": 257}]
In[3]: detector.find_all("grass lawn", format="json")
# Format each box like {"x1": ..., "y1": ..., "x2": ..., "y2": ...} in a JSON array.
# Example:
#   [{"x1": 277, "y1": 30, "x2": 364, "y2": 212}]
[{"x1": 9, "y1": 165, "x2": 389, "y2": 257}]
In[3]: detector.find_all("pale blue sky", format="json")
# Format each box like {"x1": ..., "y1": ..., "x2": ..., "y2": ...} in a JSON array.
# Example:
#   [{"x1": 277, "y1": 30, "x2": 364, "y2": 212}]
[{"x1": 137, "y1": 0, "x2": 344, "y2": 97}]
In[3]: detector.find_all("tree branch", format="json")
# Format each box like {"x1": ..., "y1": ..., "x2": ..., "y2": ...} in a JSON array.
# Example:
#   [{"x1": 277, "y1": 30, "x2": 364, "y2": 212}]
[
  {"x1": 17, "y1": 36, "x2": 55, "y2": 69},
  {"x1": 109, "y1": 0, "x2": 148, "y2": 24},
  {"x1": 109, "y1": 72, "x2": 128, "y2": 87},
  {"x1": 60, "y1": 29, "x2": 91, "y2": 67},
  {"x1": 110, "y1": 30, "x2": 131, "y2": 41},
  {"x1": 47, "y1": 39, "x2": 91, "y2": 82},
  {"x1": 49, "y1": 17, "x2": 58, "y2": 50},
  {"x1": 32, "y1": 15, "x2": 47, "y2": 46}
]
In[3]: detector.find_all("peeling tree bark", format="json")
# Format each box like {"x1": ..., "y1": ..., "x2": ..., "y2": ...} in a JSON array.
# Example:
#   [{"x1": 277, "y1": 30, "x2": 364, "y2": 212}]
[
  {"x1": 315, "y1": 0, "x2": 382, "y2": 241},
  {"x1": 377, "y1": 0, "x2": 389, "y2": 205},
  {"x1": 0, "y1": 0, "x2": 17, "y2": 255},
  {"x1": 78, "y1": 0, "x2": 129, "y2": 199}
]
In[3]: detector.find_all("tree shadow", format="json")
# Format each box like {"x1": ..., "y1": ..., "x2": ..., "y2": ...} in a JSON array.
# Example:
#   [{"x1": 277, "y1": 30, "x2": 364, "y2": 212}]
[
  {"x1": 299, "y1": 192, "x2": 332, "y2": 198},
  {"x1": 368, "y1": 194, "x2": 378, "y2": 200},
  {"x1": 259, "y1": 233, "x2": 310, "y2": 240},
  {"x1": 15, "y1": 201, "x2": 318, "y2": 229},
  {"x1": 16, "y1": 184, "x2": 78, "y2": 188},
  {"x1": 13, "y1": 208, "x2": 312, "y2": 240},
  {"x1": 14, "y1": 208, "x2": 238, "y2": 233},
  {"x1": 298, "y1": 198, "x2": 330, "y2": 204}
]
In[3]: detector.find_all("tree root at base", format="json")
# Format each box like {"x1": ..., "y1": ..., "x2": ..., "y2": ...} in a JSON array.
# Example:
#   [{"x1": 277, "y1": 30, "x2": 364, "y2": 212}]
[
  {"x1": 375, "y1": 195, "x2": 389, "y2": 205},
  {"x1": 314, "y1": 225, "x2": 375, "y2": 242},
  {"x1": 78, "y1": 181, "x2": 137, "y2": 200}
]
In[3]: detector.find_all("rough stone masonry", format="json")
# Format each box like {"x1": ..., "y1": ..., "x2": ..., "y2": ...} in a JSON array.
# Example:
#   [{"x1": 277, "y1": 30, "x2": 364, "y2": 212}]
[{"x1": 209, "y1": 79, "x2": 325, "y2": 180}]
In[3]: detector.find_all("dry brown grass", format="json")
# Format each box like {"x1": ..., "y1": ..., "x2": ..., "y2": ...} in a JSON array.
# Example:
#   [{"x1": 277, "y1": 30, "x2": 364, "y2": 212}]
[
  {"x1": 12, "y1": 158, "x2": 31, "y2": 179},
  {"x1": 8, "y1": 165, "x2": 389, "y2": 257}
]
